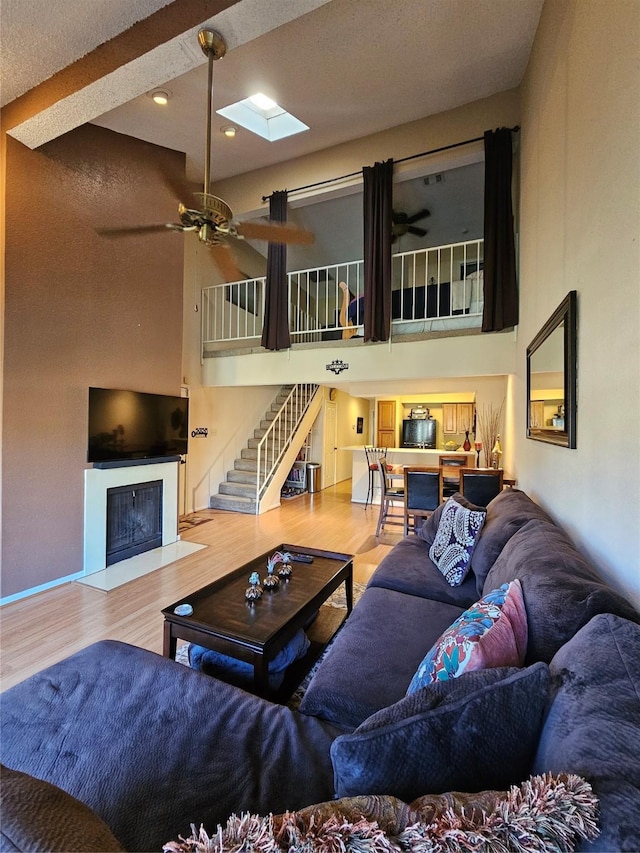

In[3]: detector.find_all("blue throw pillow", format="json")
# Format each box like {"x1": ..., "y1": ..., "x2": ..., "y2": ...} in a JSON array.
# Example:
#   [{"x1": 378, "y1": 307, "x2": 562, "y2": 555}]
[
  {"x1": 188, "y1": 629, "x2": 310, "y2": 691},
  {"x1": 331, "y1": 663, "x2": 549, "y2": 802}
]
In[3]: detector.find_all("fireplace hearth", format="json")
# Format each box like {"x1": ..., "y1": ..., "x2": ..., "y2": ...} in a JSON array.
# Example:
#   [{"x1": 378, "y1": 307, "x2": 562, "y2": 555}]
[
  {"x1": 84, "y1": 461, "x2": 180, "y2": 575},
  {"x1": 106, "y1": 480, "x2": 163, "y2": 566}
]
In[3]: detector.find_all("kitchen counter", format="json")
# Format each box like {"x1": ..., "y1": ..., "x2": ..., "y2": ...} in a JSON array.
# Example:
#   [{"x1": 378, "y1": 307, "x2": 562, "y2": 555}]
[{"x1": 343, "y1": 445, "x2": 476, "y2": 505}]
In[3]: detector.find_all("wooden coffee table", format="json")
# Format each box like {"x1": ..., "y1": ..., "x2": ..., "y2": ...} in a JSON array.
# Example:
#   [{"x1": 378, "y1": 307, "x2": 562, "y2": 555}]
[{"x1": 162, "y1": 543, "x2": 353, "y2": 697}]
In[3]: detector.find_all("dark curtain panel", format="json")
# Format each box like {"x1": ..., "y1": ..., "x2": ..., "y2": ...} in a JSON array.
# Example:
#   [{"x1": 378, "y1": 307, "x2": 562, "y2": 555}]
[
  {"x1": 482, "y1": 128, "x2": 518, "y2": 332},
  {"x1": 363, "y1": 159, "x2": 393, "y2": 342},
  {"x1": 261, "y1": 190, "x2": 290, "y2": 350}
]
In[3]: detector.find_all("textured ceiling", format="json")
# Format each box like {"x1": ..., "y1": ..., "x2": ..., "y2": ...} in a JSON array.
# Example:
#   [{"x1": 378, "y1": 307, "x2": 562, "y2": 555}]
[
  {"x1": 2, "y1": 0, "x2": 542, "y2": 183},
  {"x1": 1, "y1": 0, "x2": 541, "y2": 273},
  {"x1": 0, "y1": 0, "x2": 175, "y2": 106}
]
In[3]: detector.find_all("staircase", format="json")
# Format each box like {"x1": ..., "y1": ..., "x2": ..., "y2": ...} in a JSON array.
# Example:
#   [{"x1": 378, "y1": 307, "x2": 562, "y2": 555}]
[{"x1": 209, "y1": 384, "x2": 319, "y2": 515}]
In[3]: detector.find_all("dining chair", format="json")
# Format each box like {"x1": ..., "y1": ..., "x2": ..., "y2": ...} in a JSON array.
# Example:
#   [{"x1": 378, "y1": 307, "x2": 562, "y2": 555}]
[
  {"x1": 459, "y1": 467, "x2": 504, "y2": 507},
  {"x1": 363, "y1": 445, "x2": 386, "y2": 508},
  {"x1": 375, "y1": 457, "x2": 405, "y2": 539},
  {"x1": 403, "y1": 466, "x2": 441, "y2": 535},
  {"x1": 438, "y1": 454, "x2": 468, "y2": 502}
]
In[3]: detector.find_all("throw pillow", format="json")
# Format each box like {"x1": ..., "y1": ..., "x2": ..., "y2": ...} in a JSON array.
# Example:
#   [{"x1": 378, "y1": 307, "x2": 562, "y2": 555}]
[
  {"x1": 164, "y1": 773, "x2": 599, "y2": 853},
  {"x1": 407, "y1": 579, "x2": 527, "y2": 692},
  {"x1": 330, "y1": 663, "x2": 549, "y2": 802},
  {"x1": 188, "y1": 629, "x2": 310, "y2": 691},
  {"x1": 429, "y1": 496, "x2": 487, "y2": 586}
]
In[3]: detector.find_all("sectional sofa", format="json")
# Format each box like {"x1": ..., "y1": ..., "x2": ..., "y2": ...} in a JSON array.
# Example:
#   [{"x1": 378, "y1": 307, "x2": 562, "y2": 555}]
[{"x1": 1, "y1": 488, "x2": 639, "y2": 852}]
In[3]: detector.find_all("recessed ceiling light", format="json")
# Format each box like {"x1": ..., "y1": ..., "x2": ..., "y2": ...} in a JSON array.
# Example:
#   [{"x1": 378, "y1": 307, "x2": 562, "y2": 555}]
[
  {"x1": 217, "y1": 93, "x2": 309, "y2": 142},
  {"x1": 221, "y1": 125, "x2": 237, "y2": 138},
  {"x1": 151, "y1": 90, "x2": 170, "y2": 105}
]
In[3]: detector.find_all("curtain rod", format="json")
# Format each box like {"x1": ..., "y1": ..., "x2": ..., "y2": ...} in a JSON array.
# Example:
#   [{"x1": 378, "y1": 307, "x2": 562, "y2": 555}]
[{"x1": 260, "y1": 125, "x2": 520, "y2": 202}]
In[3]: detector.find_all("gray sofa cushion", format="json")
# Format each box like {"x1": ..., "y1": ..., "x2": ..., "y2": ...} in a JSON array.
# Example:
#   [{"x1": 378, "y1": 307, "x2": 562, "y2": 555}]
[
  {"x1": 483, "y1": 518, "x2": 640, "y2": 663},
  {"x1": 366, "y1": 535, "x2": 479, "y2": 609},
  {"x1": 0, "y1": 765, "x2": 125, "y2": 852},
  {"x1": 0, "y1": 641, "x2": 342, "y2": 853},
  {"x1": 533, "y1": 613, "x2": 640, "y2": 852},
  {"x1": 332, "y1": 663, "x2": 550, "y2": 801},
  {"x1": 470, "y1": 488, "x2": 554, "y2": 597},
  {"x1": 299, "y1": 587, "x2": 466, "y2": 728}
]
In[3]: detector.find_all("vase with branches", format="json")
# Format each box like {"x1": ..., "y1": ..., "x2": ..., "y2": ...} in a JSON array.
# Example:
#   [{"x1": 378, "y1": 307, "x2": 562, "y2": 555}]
[{"x1": 476, "y1": 400, "x2": 504, "y2": 468}]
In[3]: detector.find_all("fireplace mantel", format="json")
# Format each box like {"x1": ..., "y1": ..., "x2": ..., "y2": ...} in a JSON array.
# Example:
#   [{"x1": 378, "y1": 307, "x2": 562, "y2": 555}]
[{"x1": 84, "y1": 461, "x2": 179, "y2": 574}]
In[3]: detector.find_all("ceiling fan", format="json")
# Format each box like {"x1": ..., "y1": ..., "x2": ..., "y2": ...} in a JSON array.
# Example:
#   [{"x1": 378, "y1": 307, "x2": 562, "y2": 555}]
[
  {"x1": 391, "y1": 208, "x2": 430, "y2": 243},
  {"x1": 97, "y1": 28, "x2": 314, "y2": 282}
]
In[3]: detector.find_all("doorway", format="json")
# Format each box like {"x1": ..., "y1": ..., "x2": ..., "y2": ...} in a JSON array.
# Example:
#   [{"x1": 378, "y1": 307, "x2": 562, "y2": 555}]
[{"x1": 323, "y1": 400, "x2": 338, "y2": 488}]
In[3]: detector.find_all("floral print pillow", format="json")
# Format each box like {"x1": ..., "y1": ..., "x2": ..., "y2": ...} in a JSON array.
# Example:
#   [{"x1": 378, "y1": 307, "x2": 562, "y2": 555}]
[
  {"x1": 407, "y1": 581, "x2": 528, "y2": 694},
  {"x1": 429, "y1": 497, "x2": 486, "y2": 586}
]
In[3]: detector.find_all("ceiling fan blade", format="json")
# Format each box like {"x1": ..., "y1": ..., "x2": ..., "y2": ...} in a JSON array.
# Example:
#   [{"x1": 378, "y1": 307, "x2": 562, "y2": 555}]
[
  {"x1": 406, "y1": 208, "x2": 431, "y2": 224},
  {"x1": 209, "y1": 243, "x2": 244, "y2": 283},
  {"x1": 96, "y1": 223, "x2": 183, "y2": 238},
  {"x1": 407, "y1": 226, "x2": 428, "y2": 237},
  {"x1": 235, "y1": 220, "x2": 315, "y2": 245}
]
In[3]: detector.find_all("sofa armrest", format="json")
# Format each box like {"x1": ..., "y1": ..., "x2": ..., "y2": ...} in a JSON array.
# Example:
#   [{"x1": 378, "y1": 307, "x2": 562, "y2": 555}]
[{"x1": 0, "y1": 765, "x2": 124, "y2": 852}]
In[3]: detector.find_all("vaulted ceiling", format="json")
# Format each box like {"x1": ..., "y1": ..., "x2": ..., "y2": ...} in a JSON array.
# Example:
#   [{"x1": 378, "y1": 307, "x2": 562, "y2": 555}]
[{"x1": 2, "y1": 0, "x2": 542, "y2": 266}]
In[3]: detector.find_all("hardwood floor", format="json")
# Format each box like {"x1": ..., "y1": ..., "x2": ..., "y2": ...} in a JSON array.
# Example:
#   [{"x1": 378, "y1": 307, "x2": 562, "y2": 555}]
[{"x1": 0, "y1": 480, "x2": 400, "y2": 692}]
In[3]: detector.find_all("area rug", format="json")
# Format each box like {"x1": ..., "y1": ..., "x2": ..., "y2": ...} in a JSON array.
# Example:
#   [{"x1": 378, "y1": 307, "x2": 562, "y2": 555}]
[{"x1": 178, "y1": 511, "x2": 216, "y2": 533}]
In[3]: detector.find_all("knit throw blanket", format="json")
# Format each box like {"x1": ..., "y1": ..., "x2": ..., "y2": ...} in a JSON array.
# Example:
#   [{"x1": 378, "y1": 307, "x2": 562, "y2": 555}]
[{"x1": 163, "y1": 772, "x2": 598, "y2": 853}]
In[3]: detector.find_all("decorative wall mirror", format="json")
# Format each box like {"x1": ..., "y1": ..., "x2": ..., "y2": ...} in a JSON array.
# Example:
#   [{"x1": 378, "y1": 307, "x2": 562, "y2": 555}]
[{"x1": 526, "y1": 290, "x2": 577, "y2": 448}]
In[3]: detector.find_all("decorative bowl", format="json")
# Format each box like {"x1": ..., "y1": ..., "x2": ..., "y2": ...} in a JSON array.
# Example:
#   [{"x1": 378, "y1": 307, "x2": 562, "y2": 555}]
[{"x1": 444, "y1": 441, "x2": 461, "y2": 451}]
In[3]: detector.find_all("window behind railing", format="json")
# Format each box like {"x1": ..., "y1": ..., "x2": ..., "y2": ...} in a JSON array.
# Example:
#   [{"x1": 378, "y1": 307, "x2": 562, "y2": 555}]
[{"x1": 201, "y1": 239, "x2": 483, "y2": 350}]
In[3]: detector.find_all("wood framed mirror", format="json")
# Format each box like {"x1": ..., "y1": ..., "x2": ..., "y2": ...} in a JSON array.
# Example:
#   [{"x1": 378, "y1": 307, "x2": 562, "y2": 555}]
[{"x1": 526, "y1": 290, "x2": 577, "y2": 448}]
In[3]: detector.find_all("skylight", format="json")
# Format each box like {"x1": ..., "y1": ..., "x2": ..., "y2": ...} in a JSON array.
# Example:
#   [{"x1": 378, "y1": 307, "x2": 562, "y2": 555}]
[{"x1": 217, "y1": 93, "x2": 309, "y2": 142}]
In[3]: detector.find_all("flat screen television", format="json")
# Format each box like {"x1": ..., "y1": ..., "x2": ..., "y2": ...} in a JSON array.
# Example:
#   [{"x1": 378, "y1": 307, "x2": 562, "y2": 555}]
[{"x1": 87, "y1": 387, "x2": 189, "y2": 464}]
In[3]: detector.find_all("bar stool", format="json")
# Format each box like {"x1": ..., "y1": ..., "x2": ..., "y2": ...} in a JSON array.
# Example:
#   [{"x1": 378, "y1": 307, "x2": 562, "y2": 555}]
[
  {"x1": 375, "y1": 457, "x2": 405, "y2": 539},
  {"x1": 364, "y1": 445, "x2": 385, "y2": 508}
]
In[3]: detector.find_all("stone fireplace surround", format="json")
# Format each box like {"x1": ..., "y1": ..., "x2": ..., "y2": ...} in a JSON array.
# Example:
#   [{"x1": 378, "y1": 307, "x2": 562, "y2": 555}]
[{"x1": 84, "y1": 461, "x2": 179, "y2": 575}]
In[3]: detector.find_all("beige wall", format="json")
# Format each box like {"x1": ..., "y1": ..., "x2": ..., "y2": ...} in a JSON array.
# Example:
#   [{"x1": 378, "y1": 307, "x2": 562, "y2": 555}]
[
  {"x1": 2, "y1": 126, "x2": 185, "y2": 598},
  {"x1": 214, "y1": 89, "x2": 520, "y2": 218},
  {"x1": 515, "y1": 0, "x2": 640, "y2": 605}
]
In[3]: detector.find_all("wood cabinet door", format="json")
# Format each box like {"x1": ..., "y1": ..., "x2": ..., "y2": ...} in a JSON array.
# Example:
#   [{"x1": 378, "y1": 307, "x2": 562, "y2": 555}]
[
  {"x1": 530, "y1": 401, "x2": 545, "y2": 429},
  {"x1": 457, "y1": 403, "x2": 474, "y2": 434},
  {"x1": 377, "y1": 401, "x2": 396, "y2": 447},
  {"x1": 377, "y1": 430, "x2": 396, "y2": 448},
  {"x1": 442, "y1": 404, "x2": 457, "y2": 434}
]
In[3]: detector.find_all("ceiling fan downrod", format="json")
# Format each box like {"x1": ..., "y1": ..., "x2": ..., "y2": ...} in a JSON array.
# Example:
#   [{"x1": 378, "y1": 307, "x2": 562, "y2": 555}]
[{"x1": 197, "y1": 28, "x2": 227, "y2": 199}]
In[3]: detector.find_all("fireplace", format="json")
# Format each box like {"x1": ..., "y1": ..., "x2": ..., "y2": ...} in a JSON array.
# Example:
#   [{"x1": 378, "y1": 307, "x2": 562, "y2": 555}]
[
  {"x1": 106, "y1": 480, "x2": 163, "y2": 566},
  {"x1": 84, "y1": 461, "x2": 179, "y2": 574}
]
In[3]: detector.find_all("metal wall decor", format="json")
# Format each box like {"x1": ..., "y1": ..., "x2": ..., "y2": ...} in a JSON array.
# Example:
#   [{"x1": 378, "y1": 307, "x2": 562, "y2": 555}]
[{"x1": 326, "y1": 359, "x2": 349, "y2": 375}]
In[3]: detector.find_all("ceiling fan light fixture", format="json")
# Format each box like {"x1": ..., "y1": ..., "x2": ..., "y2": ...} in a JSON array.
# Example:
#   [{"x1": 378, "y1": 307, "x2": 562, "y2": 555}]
[{"x1": 151, "y1": 90, "x2": 170, "y2": 105}]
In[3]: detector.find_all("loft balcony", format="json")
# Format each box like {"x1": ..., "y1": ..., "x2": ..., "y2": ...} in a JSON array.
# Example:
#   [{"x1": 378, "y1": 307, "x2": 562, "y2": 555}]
[{"x1": 202, "y1": 239, "x2": 485, "y2": 357}]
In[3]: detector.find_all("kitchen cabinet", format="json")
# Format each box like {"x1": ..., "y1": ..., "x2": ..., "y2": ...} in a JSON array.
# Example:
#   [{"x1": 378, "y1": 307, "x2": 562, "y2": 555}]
[
  {"x1": 457, "y1": 403, "x2": 474, "y2": 434},
  {"x1": 443, "y1": 403, "x2": 475, "y2": 435},
  {"x1": 377, "y1": 400, "x2": 396, "y2": 447},
  {"x1": 443, "y1": 404, "x2": 457, "y2": 434},
  {"x1": 529, "y1": 401, "x2": 545, "y2": 429}
]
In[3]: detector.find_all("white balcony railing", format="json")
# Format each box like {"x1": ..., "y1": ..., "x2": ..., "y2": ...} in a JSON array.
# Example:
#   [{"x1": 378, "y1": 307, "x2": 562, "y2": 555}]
[{"x1": 202, "y1": 239, "x2": 484, "y2": 352}]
